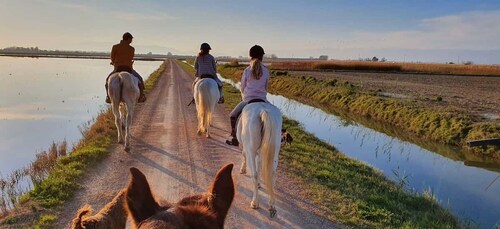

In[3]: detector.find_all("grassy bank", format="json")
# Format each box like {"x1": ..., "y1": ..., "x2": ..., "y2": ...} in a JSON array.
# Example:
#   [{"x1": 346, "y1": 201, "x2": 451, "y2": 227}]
[
  {"x1": 177, "y1": 60, "x2": 460, "y2": 228},
  {"x1": 270, "y1": 60, "x2": 500, "y2": 76},
  {"x1": 218, "y1": 65, "x2": 500, "y2": 158},
  {"x1": 0, "y1": 62, "x2": 166, "y2": 228}
]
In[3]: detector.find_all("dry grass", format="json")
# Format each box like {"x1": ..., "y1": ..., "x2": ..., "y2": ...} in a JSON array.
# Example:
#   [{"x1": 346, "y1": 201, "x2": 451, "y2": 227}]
[
  {"x1": 270, "y1": 60, "x2": 500, "y2": 76},
  {"x1": 0, "y1": 141, "x2": 68, "y2": 216}
]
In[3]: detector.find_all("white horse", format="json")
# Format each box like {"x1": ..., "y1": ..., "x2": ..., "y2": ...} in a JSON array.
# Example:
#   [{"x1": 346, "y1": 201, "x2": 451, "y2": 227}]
[
  {"x1": 108, "y1": 72, "x2": 139, "y2": 151},
  {"x1": 193, "y1": 78, "x2": 219, "y2": 137},
  {"x1": 237, "y1": 102, "x2": 282, "y2": 218}
]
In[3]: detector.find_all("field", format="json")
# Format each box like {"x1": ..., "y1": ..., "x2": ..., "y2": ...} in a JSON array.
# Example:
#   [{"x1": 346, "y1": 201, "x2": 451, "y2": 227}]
[{"x1": 285, "y1": 70, "x2": 500, "y2": 120}]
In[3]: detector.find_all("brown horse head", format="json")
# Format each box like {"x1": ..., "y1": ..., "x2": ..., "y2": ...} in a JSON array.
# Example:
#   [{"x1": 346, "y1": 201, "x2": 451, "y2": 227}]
[{"x1": 125, "y1": 164, "x2": 235, "y2": 229}]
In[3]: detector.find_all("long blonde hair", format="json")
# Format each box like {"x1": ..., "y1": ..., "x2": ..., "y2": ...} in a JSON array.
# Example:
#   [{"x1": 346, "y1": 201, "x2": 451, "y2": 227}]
[{"x1": 250, "y1": 58, "x2": 263, "y2": 80}]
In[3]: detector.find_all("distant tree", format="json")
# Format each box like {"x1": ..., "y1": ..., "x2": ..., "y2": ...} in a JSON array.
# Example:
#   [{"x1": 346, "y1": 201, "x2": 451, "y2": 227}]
[
  {"x1": 146, "y1": 52, "x2": 153, "y2": 56},
  {"x1": 380, "y1": 57, "x2": 387, "y2": 62},
  {"x1": 266, "y1": 54, "x2": 278, "y2": 59},
  {"x1": 167, "y1": 52, "x2": 172, "y2": 56},
  {"x1": 463, "y1": 60, "x2": 474, "y2": 65},
  {"x1": 372, "y1": 56, "x2": 379, "y2": 62},
  {"x1": 319, "y1": 55, "x2": 328, "y2": 60}
]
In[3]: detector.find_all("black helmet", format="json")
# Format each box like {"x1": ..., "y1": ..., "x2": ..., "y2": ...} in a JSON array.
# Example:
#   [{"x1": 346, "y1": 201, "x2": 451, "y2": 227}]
[
  {"x1": 249, "y1": 45, "x2": 265, "y2": 59},
  {"x1": 200, "y1": 43, "x2": 211, "y2": 51},
  {"x1": 122, "y1": 32, "x2": 133, "y2": 40}
]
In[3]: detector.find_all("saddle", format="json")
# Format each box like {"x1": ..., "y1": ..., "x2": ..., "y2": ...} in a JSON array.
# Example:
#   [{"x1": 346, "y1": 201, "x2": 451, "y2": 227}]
[
  {"x1": 200, "y1": 74, "x2": 217, "y2": 81},
  {"x1": 115, "y1": 66, "x2": 133, "y2": 74},
  {"x1": 247, "y1": 99, "x2": 266, "y2": 104}
]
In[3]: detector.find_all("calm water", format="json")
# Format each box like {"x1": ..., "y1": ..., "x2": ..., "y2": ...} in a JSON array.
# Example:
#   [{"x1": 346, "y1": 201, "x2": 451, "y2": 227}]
[
  {"x1": 0, "y1": 56, "x2": 161, "y2": 176},
  {"x1": 219, "y1": 74, "x2": 500, "y2": 228}
]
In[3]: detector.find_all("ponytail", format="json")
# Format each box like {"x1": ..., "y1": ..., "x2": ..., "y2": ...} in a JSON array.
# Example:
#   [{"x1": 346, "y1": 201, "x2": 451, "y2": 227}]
[
  {"x1": 250, "y1": 58, "x2": 263, "y2": 80},
  {"x1": 198, "y1": 49, "x2": 209, "y2": 57}
]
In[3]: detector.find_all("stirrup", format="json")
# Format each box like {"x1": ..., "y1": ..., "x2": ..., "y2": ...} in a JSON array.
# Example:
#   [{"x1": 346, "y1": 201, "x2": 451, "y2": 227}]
[
  {"x1": 225, "y1": 137, "x2": 239, "y2": 146},
  {"x1": 105, "y1": 96, "x2": 111, "y2": 104},
  {"x1": 218, "y1": 96, "x2": 225, "y2": 104}
]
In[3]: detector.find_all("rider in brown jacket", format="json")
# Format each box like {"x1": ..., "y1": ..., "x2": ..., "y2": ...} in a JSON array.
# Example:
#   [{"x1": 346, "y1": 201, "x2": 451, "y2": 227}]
[{"x1": 105, "y1": 32, "x2": 146, "y2": 103}]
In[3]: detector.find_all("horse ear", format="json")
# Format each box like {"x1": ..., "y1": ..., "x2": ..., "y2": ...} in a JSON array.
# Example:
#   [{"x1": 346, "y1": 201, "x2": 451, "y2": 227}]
[
  {"x1": 126, "y1": 167, "x2": 160, "y2": 226},
  {"x1": 208, "y1": 164, "x2": 235, "y2": 226}
]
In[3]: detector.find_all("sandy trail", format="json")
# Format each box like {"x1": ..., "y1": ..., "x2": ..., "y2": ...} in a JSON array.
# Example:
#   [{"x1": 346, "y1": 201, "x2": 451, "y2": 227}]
[{"x1": 54, "y1": 59, "x2": 341, "y2": 229}]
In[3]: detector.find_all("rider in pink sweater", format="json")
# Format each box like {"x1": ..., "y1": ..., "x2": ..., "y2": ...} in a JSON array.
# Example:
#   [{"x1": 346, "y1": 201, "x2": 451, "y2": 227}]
[{"x1": 226, "y1": 45, "x2": 269, "y2": 146}]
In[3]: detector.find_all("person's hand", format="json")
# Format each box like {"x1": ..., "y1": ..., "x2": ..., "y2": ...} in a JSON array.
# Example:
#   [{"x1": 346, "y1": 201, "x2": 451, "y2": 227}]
[{"x1": 110, "y1": 62, "x2": 113, "y2": 65}]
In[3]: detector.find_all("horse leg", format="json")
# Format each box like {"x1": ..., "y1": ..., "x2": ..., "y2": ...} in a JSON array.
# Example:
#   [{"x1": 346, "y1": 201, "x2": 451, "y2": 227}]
[
  {"x1": 268, "y1": 138, "x2": 281, "y2": 218},
  {"x1": 256, "y1": 154, "x2": 262, "y2": 189},
  {"x1": 205, "y1": 112, "x2": 211, "y2": 138},
  {"x1": 112, "y1": 103, "x2": 123, "y2": 144},
  {"x1": 240, "y1": 152, "x2": 247, "y2": 174},
  {"x1": 268, "y1": 169, "x2": 277, "y2": 218},
  {"x1": 124, "y1": 104, "x2": 133, "y2": 152},
  {"x1": 247, "y1": 150, "x2": 259, "y2": 209}
]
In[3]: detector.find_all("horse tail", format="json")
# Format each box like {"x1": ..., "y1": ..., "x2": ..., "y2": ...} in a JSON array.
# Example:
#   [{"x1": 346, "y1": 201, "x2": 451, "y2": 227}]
[
  {"x1": 120, "y1": 72, "x2": 137, "y2": 102},
  {"x1": 260, "y1": 108, "x2": 279, "y2": 192},
  {"x1": 196, "y1": 82, "x2": 207, "y2": 132}
]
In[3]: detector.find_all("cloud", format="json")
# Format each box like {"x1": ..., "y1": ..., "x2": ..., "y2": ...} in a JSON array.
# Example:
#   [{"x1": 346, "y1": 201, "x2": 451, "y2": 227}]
[
  {"x1": 111, "y1": 11, "x2": 176, "y2": 21},
  {"x1": 348, "y1": 11, "x2": 500, "y2": 50}
]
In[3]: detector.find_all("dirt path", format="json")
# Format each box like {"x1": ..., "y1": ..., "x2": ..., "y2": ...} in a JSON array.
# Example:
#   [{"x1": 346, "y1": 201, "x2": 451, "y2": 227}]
[
  {"x1": 291, "y1": 70, "x2": 500, "y2": 121},
  {"x1": 54, "y1": 59, "x2": 341, "y2": 228}
]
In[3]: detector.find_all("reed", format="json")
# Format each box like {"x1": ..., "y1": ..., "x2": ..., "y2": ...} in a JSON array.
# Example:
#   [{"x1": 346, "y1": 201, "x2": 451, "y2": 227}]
[
  {"x1": 270, "y1": 60, "x2": 500, "y2": 76},
  {"x1": 0, "y1": 140, "x2": 68, "y2": 216}
]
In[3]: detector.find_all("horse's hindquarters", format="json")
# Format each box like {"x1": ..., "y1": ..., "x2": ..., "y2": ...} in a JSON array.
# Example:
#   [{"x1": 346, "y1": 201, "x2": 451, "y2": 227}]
[
  {"x1": 237, "y1": 102, "x2": 282, "y2": 217},
  {"x1": 108, "y1": 72, "x2": 140, "y2": 150},
  {"x1": 194, "y1": 78, "x2": 219, "y2": 137}
]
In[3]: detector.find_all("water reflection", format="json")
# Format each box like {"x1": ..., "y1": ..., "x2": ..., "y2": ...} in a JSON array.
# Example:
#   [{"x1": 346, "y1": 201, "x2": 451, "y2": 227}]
[
  {"x1": 0, "y1": 57, "x2": 160, "y2": 176},
  {"x1": 219, "y1": 74, "x2": 500, "y2": 228}
]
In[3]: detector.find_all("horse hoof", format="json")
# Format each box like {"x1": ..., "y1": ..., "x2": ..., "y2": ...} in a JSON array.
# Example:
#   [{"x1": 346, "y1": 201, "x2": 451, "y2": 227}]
[
  {"x1": 206, "y1": 134, "x2": 210, "y2": 138},
  {"x1": 124, "y1": 147, "x2": 131, "y2": 152},
  {"x1": 269, "y1": 208, "x2": 277, "y2": 218},
  {"x1": 240, "y1": 169, "x2": 246, "y2": 174},
  {"x1": 118, "y1": 140, "x2": 124, "y2": 144},
  {"x1": 250, "y1": 202, "x2": 259, "y2": 209},
  {"x1": 197, "y1": 130, "x2": 202, "y2": 136}
]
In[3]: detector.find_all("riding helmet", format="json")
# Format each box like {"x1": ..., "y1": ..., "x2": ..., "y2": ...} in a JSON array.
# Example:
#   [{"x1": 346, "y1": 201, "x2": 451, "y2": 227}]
[
  {"x1": 200, "y1": 43, "x2": 211, "y2": 51},
  {"x1": 122, "y1": 32, "x2": 133, "y2": 40},
  {"x1": 249, "y1": 45, "x2": 265, "y2": 58}
]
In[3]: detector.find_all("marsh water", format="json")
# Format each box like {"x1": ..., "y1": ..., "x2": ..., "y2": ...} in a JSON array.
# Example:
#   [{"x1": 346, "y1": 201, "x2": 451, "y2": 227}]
[
  {"x1": 219, "y1": 74, "x2": 500, "y2": 228},
  {"x1": 0, "y1": 56, "x2": 161, "y2": 177}
]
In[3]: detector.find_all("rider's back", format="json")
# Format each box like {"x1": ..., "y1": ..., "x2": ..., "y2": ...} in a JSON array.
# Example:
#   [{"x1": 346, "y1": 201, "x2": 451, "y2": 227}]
[
  {"x1": 111, "y1": 41, "x2": 134, "y2": 69},
  {"x1": 241, "y1": 63, "x2": 269, "y2": 103},
  {"x1": 195, "y1": 54, "x2": 217, "y2": 77}
]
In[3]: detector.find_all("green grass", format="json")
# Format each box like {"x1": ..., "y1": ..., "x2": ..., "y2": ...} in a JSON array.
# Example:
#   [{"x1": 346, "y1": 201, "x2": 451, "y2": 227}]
[
  {"x1": 33, "y1": 214, "x2": 57, "y2": 229},
  {"x1": 177, "y1": 60, "x2": 461, "y2": 228},
  {"x1": 0, "y1": 62, "x2": 166, "y2": 227},
  {"x1": 218, "y1": 64, "x2": 500, "y2": 159}
]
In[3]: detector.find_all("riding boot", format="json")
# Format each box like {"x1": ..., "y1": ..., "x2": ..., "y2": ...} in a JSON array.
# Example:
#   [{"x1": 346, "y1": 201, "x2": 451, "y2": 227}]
[
  {"x1": 225, "y1": 117, "x2": 239, "y2": 146},
  {"x1": 105, "y1": 83, "x2": 111, "y2": 104},
  {"x1": 218, "y1": 85, "x2": 224, "y2": 104},
  {"x1": 138, "y1": 81, "x2": 146, "y2": 103}
]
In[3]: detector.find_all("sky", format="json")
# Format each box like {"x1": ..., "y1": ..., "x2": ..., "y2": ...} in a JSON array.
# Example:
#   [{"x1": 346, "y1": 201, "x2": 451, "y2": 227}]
[{"x1": 1, "y1": 0, "x2": 500, "y2": 64}]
